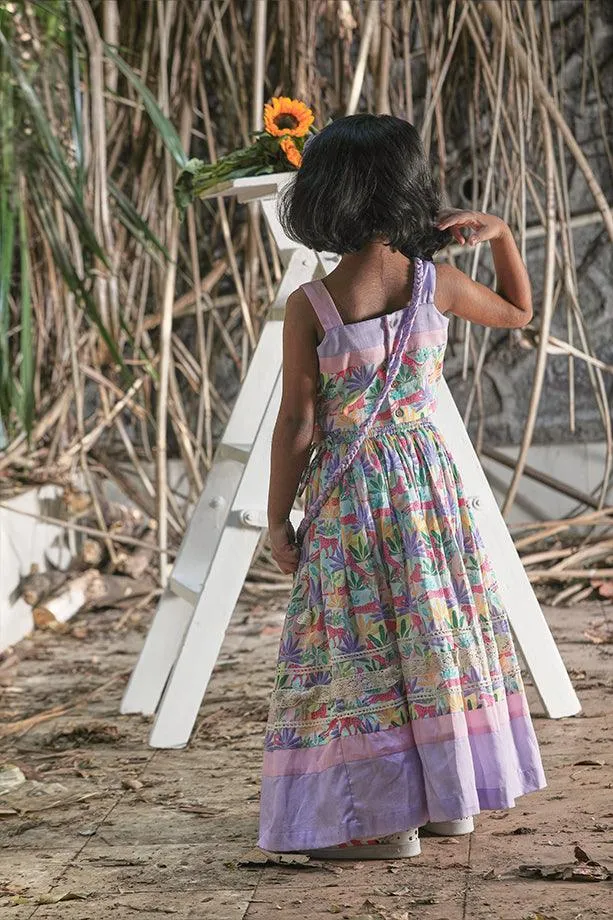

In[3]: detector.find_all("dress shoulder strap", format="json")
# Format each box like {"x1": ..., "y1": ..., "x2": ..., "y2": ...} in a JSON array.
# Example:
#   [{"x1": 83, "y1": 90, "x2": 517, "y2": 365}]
[
  {"x1": 421, "y1": 260, "x2": 437, "y2": 303},
  {"x1": 300, "y1": 280, "x2": 344, "y2": 331}
]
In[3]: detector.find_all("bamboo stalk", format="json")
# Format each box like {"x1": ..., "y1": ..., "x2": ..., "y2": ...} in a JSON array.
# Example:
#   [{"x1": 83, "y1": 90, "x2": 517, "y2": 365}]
[
  {"x1": 375, "y1": 0, "x2": 393, "y2": 115},
  {"x1": 502, "y1": 103, "x2": 557, "y2": 517},
  {"x1": 3, "y1": 0, "x2": 612, "y2": 602},
  {"x1": 482, "y1": 0, "x2": 613, "y2": 244},
  {"x1": 481, "y1": 446, "x2": 600, "y2": 510},
  {"x1": 401, "y1": 1, "x2": 414, "y2": 122},
  {"x1": 0, "y1": 500, "x2": 166, "y2": 554},
  {"x1": 511, "y1": 509, "x2": 613, "y2": 551},
  {"x1": 346, "y1": 0, "x2": 379, "y2": 115},
  {"x1": 527, "y1": 568, "x2": 613, "y2": 582}
]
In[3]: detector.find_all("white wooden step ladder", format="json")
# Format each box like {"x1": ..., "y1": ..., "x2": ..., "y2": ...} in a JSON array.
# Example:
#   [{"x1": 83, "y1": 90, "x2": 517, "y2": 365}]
[{"x1": 120, "y1": 174, "x2": 580, "y2": 748}]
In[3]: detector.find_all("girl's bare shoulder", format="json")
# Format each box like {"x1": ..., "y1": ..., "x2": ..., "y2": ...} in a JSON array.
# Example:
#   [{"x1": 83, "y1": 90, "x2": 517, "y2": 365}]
[
  {"x1": 286, "y1": 285, "x2": 312, "y2": 311},
  {"x1": 285, "y1": 286, "x2": 323, "y2": 340}
]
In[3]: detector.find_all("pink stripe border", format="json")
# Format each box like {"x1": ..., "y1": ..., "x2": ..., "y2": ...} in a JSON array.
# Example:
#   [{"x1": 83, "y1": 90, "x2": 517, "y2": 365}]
[
  {"x1": 263, "y1": 694, "x2": 529, "y2": 778},
  {"x1": 319, "y1": 329, "x2": 447, "y2": 374}
]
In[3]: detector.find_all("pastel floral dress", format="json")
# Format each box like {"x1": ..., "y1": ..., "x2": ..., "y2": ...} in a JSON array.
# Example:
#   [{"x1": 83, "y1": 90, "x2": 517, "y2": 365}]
[{"x1": 258, "y1": 258, "x2": 546, "y2": 853}]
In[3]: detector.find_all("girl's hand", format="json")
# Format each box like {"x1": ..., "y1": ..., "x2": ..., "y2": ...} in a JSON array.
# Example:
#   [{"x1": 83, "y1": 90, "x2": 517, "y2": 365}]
[
  {"x1": 436, "y1": 208, "x2": 508, "y2": 247},
  {"x1": 269, "y1": 519, "x2": 300, "y2": 575}
]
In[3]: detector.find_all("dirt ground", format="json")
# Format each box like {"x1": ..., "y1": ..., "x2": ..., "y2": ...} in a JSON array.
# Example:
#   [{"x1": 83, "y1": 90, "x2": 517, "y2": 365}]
[{"x1": 1, "y1": 595, "x2": 612, "y2": 920}]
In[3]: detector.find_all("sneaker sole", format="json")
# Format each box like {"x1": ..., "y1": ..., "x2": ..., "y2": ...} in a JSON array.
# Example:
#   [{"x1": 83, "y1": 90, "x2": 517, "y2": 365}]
[
  {"x1": 422, "y1": 817, "x2": 474, "y2": 836},
  {"x1": 304, "y1": 839, "x2": 421, "y2": 860}
]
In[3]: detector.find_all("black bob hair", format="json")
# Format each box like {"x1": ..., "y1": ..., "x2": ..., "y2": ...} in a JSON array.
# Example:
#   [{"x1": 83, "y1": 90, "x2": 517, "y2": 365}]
[{"x1": 279, "y1": 114, "x2": 451, "y2": 260}]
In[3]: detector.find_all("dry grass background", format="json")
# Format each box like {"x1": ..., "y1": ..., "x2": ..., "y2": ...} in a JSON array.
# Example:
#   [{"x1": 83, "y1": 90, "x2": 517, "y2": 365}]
[{"x1": 0, "y1": 0, "x2": 612, "y2": 606}]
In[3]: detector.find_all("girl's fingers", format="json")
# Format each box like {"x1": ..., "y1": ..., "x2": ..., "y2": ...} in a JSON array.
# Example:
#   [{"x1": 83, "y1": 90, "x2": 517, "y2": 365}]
[
  {"x1": 276, "y1": 558, "x2": 298, "y2": 574},
  {"x1": 277, "y1": 560, "x2": 297, "y2": 574},
  {"x1": 272, "y1": 543, "x2": 299, "y2": 574},
  {"x1": 438, "y1": 216, "x2": 482, "y2": 231},
  {"x1": 275, "y1": 551, "x2": 298, "y2": 566}
]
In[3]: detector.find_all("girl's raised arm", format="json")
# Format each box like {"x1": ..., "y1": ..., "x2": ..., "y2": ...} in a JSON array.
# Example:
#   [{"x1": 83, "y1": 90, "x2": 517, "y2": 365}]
[{"x1": 434, "y1": 209, "x2": 533, "y2": 329}]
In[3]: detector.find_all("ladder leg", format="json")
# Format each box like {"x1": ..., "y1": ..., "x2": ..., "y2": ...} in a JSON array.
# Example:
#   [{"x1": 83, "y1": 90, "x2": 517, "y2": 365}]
[
  {"x1": 120, "y1": 589, "x2": 193, "y2": 715},
  {"x1": 435, "y1": 381, "x2": 581, "y2": 719},
  {"x1": 148, "y1": 527, "x2": 261, "y2": 748},
  {"x1": 120, "y1": 323, "x2": 286, "y2": 720},
  {"x1": 149, "y1": 374, "x2": 284, "y2": 748}
]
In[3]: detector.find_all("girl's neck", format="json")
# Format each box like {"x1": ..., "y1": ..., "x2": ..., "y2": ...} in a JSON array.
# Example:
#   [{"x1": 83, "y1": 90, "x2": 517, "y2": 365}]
[
  {"x1": 339, "y1": 240, "x2": 407, "y2": 276},
  {"x1": 325, "y1": 241, "x2": 417, "y2": 320}
]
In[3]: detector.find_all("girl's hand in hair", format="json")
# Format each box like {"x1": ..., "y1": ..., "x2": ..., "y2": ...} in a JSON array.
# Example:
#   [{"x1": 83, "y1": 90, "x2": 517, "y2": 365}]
[
  {"x1": 433, "y1": 210, "x2": 533, "y2": 330},
  {"x1": 435, "y1": 209, "x2": 508, "y2": 248}
]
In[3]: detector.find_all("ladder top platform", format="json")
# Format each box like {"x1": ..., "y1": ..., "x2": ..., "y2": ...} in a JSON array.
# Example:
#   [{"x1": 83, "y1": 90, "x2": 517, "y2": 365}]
[{"x1": 199, "y1": 172, "x2": 294, "y2": 203}]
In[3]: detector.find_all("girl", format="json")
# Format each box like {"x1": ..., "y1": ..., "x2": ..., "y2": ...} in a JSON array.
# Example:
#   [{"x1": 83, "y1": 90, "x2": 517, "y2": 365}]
[{"x1": 259, "y1": 114, "x2": 546, "y2": 860}]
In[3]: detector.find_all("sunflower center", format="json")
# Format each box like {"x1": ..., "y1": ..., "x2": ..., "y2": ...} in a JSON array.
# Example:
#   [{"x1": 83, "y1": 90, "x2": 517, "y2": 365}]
[{"x1": 275, "y1": 114, "x2": 299, "y2": 130}]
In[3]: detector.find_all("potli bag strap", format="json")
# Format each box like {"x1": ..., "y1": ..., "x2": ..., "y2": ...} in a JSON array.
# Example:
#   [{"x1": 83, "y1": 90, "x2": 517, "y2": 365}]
[{"x1": 296, "y1": 258, "x2": 425, "y2": 546}]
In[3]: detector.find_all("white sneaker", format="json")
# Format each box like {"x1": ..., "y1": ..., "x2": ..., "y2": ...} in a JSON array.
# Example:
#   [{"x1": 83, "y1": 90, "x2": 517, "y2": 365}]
[
  {"x1": 422, "y1": 817, "x2": 474, "y2": 836},
  {"x1": 304, "y1": 828, "x2": 421, "y2": 860}
]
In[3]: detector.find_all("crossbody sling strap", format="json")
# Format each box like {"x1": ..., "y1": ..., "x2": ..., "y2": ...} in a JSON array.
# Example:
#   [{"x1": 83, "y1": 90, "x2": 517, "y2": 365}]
[{"x1": 296, "y1": 258, "x2": 425, "y2": 546}]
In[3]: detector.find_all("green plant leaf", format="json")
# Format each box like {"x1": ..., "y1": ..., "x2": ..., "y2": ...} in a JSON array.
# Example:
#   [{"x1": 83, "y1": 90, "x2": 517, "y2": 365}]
[
  {"x1": 43, "y1": 156, "x2": 109, "y2": 267},
  {"x1": 30, "y1": 182, "x2": 125, "y2": 371},
  {"x1": 0, "y1": 27, "x2": 72, "y2": 182},
  {"x1": 0, "y1": 192, "x2": 15, "y2": 428},
  {"x1": 18, "y1": 198, "x2": 33, "y2": 435},
  {"x1": 0, "y1": 56, "x2": 15, "y2": 431},
  {"x1": 64, "y1": 0, "x2": 85, "y2": 200},
  {"x1": 0, "y1": 28, "x2": 108, "y2": 268},
  {"x1": 109, "y1": 178, "x2": 170, "y2": 261},
  {"x1": 104, "y1": 44, "x2": 187, "y2": 169}
]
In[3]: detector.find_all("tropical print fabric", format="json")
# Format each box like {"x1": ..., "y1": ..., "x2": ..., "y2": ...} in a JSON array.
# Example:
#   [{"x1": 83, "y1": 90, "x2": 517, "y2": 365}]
[{"x1": 258, "y1": 259, "x2": 546, "y2": 853}]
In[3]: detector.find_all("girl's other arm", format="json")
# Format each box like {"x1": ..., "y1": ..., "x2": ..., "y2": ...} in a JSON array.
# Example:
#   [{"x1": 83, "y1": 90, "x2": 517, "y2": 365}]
[
  {"x1": 268, "y1": 290, "x2": 318, "y2": 574},
  {"x1": 434, "y1": 209, "x2": 533, "y2": 329}
]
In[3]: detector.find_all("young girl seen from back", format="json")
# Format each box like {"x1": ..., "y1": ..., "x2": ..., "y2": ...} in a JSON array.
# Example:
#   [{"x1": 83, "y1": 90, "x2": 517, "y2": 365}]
[{"x1": 259, "y1": 114, "x2": 546, "y2": 859}]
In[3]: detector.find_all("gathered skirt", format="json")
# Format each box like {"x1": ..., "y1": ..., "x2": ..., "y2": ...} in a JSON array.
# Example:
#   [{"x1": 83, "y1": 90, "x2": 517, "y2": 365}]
[{"x1": 258, "y1": 421, "x2": 546, "y2": 852}]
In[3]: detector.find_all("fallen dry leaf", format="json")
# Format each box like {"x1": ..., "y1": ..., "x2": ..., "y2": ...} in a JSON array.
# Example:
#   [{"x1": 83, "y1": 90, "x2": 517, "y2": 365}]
[
  {"x1": 574, "y1": 844, "x2": 592, "y2": 863},
  {"x1": 10, "y1": 891, "x2": 89, "y2": 906},
  {"x1": 0, "y1": 883, "x2": 27, "y2": 896},
  {"x1": 356, "y1": 900, "x2": 410, "y2": 920},
  {"x1": 47, "y1": 722, "x2": 121, "y2": 749},
  {"x1": 494, "y1": 826, "x2": 536, "y2": 836},
  {"x1": 177, "y1": 803, "x2": 221, "y2": 817},
  {"x1": 238, "y1": 850, "x2": 322, "y2": 870},
  {"x1": 32, "y1": 607, "x2": 66, "y2": 631},
  {"x1": 121, "y1": 777, "x2": 144, "y2": 791},
  {"x1": 517, "y1": 846, "x2": 612, "y2": 883},
  {"x1": 524, "y1": 913, "x2": 559, "y2": 920},
  {"x1": 590, "y1": 579, "x2": 613, "y2": 600},
  {"x1": 71, "y1": 626, "x2": 89, "y2": 640},
  {"x1": 0, "y1": 763, "x2": 26, "y2": 794},
  {"x1": 584, "y1": 625, "x2": 613, "y2": 644}
]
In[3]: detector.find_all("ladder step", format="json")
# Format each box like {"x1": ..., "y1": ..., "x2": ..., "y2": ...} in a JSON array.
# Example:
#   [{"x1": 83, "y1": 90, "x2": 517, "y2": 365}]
[
  {"x1": 169, "y1": 574, "x2": 200, "y2": 606},
  {"x1": 233, "y1": 508, "x2": 303, "y2": 530},
  {"x1": 216, "y1": 443, "x2": 251, "y2": 464},
  {"x1": 236, "y1": 509, "x2": 268, "y2": 529}
]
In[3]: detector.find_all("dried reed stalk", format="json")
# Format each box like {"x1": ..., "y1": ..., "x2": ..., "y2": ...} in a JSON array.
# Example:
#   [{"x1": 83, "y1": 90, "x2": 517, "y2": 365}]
[{"x1": 1, "y1": 0, "x2": 610, "y2": 597}]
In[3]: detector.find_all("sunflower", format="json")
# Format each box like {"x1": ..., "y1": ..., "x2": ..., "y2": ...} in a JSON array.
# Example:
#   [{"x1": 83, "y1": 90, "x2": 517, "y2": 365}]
[
  {"x1": 264, "y1": 96, "x2": 314, "y2": 138},
  {"x1": 280, "y1": 136, "x2": 302, "y2": 169}
]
